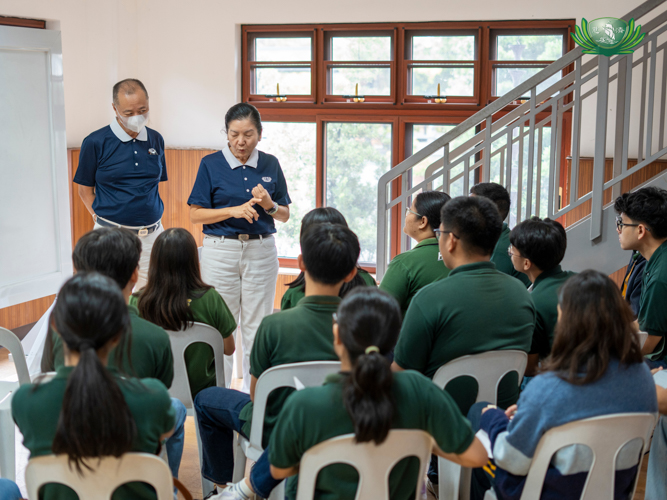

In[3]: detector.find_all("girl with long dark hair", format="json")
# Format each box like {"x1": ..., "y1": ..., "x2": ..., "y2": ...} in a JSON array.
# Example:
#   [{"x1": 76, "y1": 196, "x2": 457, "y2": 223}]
[
  {"x1": 471, "y1": 270, "x2": 658, "y2": 500},
  {"x1": 131, "y1": 227, "x2": 236, "y2": 395},
  {"x1": 12, "y1": 273, "x2": 175, "y2": 500},
  {"x1": 268, "y1": 287, "x2": 487, "y2": 499},
  {"x1": 280, "y1": 207, "x2": 376, "y2": 310}
]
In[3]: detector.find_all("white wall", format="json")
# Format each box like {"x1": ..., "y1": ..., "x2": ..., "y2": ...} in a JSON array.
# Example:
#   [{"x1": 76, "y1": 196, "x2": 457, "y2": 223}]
[{"x1": 0, "y1": 0, "x2": 654, "y2": 149}]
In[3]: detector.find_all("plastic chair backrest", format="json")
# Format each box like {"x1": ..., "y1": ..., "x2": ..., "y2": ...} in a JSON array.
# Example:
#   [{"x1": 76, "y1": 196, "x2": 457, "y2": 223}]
[
  {"x1": 637, "y1": 331, "x2": 648, "y2": 348},
  {"x1": 520, "y1": 413, "x2": 656, "y2": 500},
  {"x1": 431, "y1": 350, "x2": 528, "y2": 404},
  {"x1": 0, "y1": 327, "x2": 31, "y2": 385},
  {"x1": 25, "y1": 452, "x2": 173, "y2": 500},
  {"x1": 166, "y1": 322, "x2": 226, "y2": 409},
  {"x1": 250, "y1": 361, "x2": 341, "y2": 450},
  {"x1": 295, "y1": 430, "x2": 433, "y2": 500}
]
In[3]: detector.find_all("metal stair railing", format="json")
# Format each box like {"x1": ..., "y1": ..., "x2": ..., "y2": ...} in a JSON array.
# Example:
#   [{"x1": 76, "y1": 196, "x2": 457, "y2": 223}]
[{"x1": 376, "y1": 0, "x2": 667, "y2": 281}]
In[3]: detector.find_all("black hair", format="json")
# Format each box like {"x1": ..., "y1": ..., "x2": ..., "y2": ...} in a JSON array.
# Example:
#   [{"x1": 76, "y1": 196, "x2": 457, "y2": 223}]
[
  {"x1": 225, "y1": 103, "x2": 262, "y2": 135},
  {"x1": 470, "y1": 182, "x2": 511, "y2": 220},
  {"x1": 337, "y1": 287, "x2": 401, "y2": 444},
  {"x1": 50, "y1": 273, "x2": 136, "y2": 471},
  {"x1": 287, "y1": 207, "x2": 368, "y2": 295},
  {"x1": 112, "y1": 79, "x2": 148, "y2": 105},
  {"x1": 301, "y1": 223, "x2": 360, "y2": 285},
  {"x1": 136, "y1": 228, "x2": 212, "y2": 331},
  {"x1": 440, "y1": 196, "x2": 503, "y2": 256},
  {"x1": 72, "y1": 228, "x2": 141, "y2": 289},
  {"x1": 414, "y1": 191, "x2": 451, "y2": 231},
  {"x1": 613, "y1": 187, "x2": 667, "y2": 239},
  {"x1": 509, "y1": 217, "x2": 567, "y2": 271}
]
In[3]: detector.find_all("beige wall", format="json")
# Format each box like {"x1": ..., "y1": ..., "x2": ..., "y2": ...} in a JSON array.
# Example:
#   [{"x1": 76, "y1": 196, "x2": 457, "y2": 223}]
[{"x1": 0, "y1": 0, "x2": 656, "y2": 151}]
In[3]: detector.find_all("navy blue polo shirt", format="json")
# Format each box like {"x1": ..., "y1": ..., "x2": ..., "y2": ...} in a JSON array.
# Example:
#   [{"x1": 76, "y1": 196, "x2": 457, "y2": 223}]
[
  {"x1": 187, "y1": 146, "x2": 291, "y2": 236},
  {"x1": 73, "y1": 120, "x2": 168, "y2": 226}
]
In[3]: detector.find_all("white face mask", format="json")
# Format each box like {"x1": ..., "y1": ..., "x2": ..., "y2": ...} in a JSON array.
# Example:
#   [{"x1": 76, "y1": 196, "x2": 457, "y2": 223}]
[{"x1": 115, "y1": 107, "x2": 150, "y2": 133}]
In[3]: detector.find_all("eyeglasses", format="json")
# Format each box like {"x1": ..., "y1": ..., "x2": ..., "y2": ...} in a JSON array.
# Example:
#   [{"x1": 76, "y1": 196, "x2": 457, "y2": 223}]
[
  {"x1": 434, "y1": 229, "x2": 459, "y2": 240},
  {"x1": 616, "y1": 216, "x2": 642, "y2": 232},
  {"x1": 507, "y1": 245, "x2": 522, "y2": 258},
  {"x1": 405, "y1": 207, "x2": 422, "y2": 218}
]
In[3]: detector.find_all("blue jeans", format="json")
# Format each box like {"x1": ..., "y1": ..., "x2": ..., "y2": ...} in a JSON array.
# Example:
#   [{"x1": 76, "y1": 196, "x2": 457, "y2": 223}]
[
  {"x1": 646, "y1": 415, "x2": 667, "y2": 500},
  {"x1": 0, "y1": 479, "x2": 21, "y2": 500},
  {"x1": 166, "y1": 397, "x2": 187, "y2": 479},
  {"x1": 468, "y1": 402, "x2": 494, "y2": 500}
]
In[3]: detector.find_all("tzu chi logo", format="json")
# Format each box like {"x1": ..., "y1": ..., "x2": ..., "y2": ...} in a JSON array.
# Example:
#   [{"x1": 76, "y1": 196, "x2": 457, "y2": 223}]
[{"x1": 572, "y1": 18, "x2": 645, "y2": 56}]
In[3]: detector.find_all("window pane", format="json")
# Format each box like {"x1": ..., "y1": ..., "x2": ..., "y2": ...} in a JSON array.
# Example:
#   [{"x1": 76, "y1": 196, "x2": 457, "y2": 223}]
[
  {"x1": 411, "y1": 66, "x2": 474, "y2": 96},
  {"x1": 494, "y1": 66, "x2": 561, "y2": 96},
  {"x1": 331, "y1": 66, "x2": 391, "y2": 95},
  {"x1": 332, "y1": 37, "x2": 391, "y2": 61},
  {"x1": 255, "y1": 37, "x2": 312, "y2": 62},
  {"x1": 259, "y1": 122, "x2": 317, "y2": 258},
  {"x1": 255, "y1": 66, "x2": 311, "y2": 95},
  {"x1": 326, "y1": 122, "x2": 393, "y2": 263},
  {"x1": 496, "y1": 35, "x2": 563, "y2": 61},
  {"x1": 412, "y1": 36, "x2": 475, "y2": 60}
]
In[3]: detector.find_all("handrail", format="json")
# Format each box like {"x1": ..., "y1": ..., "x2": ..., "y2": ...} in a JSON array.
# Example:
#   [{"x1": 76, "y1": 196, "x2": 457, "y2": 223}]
[{"x1": 376, "y1": 0, "x2": 667, "y2": 280}]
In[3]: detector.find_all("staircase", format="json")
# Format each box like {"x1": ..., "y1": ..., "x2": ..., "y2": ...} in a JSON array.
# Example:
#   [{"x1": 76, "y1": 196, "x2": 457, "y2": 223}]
[{"x1": 376, "y1": 0, "x2": 667, "y2": 280}]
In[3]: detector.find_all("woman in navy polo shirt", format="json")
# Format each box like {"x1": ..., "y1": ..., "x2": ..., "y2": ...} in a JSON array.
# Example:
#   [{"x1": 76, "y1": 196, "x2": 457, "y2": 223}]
[{"x1": 188, "y1": 103, "x2": 290, "y2": 391}]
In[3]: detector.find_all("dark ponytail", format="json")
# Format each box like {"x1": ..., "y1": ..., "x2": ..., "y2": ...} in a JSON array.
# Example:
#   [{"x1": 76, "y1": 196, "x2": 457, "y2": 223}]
[
  {"x1": 50, "y1": 272, "x2": 137, "y2": 471},
  {"x1": 337, "y1": 287, "x2": 401, "y2": 444}
]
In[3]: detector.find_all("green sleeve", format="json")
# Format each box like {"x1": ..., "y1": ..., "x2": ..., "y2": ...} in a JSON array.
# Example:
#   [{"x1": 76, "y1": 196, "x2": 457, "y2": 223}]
[
  {"x1": 47, "y1": 329, "x2": 65, "y2": 371},
  {"x1": 379, "y1": 259, "x2": 410, "y2": 311},
  {"x1": 156, "y1": 332, "x2": 175, "y2": 389},
  {"x1": 40, "y1": 328, "x2": 59, "y2": 372},
  {"x1": 141, "y1": 379, "x2": 177, "y2": 435},
  {"x1": 359, "y1": 269, "x2": 377, "y2": 287},
  {"x1": 639, "y1": 279, "x2": 667, "y2": 354},
  {"x1": 529, "y1": 309, "x2": 549, "y2": 356},
  {"x1": 208, "y1": 290, "x2": 237, "y2": 338},
  {"x1": 281, "y1": 287, "x2": 302, "y2": 311},
  {"x1": 249, "y1": 319, "x2": 274, "y2": 379},
  {"x1": 128, "y1": 294, "x2": 139, "y2": 308},
  {"x1": 268, "y1": 392, "x2": 307, "y2": 468},
  {"x1": 393, "y1": 299, "x2": 433, "y2": 373}
]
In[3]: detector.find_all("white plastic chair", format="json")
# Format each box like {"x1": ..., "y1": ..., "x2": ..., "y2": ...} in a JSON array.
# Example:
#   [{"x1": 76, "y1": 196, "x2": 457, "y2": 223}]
[
  {"x1": 637, "y1": 331, "x2": 648, "y2": 349},
  {"x1": 25, "y1": 452, "x2": 173, "y2": 500},
  {"x1": 482, "y1": 413, "x2": 657, "y2": 500},
  {"x1": 0, "y1": 327, "x2": 31, "y2": 481},
  {"x1": 432, "y1": 350, "x2": 528, "y2": 500},
  {"x1": 295, "y1": 430, "x2": 433, "y2": 500},
  {"x1": 232, "y1": 361, "x2": 341, "y2": 500},
  {"x1": 166, "y1": 322, "x2": 226, "y2": 498}
]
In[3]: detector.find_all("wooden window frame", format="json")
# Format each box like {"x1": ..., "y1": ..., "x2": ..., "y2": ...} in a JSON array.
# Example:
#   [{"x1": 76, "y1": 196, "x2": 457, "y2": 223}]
[{"x1": 0, "y1": 16, "x2": 46, "y2": 29}]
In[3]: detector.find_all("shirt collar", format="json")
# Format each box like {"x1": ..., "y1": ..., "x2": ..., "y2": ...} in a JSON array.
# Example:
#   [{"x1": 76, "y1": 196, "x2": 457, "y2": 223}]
[
  {"x1": 414, "y1": 237, "x2": 439, "y2": 248},
  {"x1": 110, "y1": 118, "x2": 148, "y2": 142},
  {"x1": 448, "y1": 260, "x2": 496, "y2": 277},
  {"x1": 532, "y1": 265, "x2": 564, "y2": 289},
  {"x1": 295, "y1": 295, "x2": 342, "y2": 308},
  {"x1": 222, "y1": 144, "x2": 259, "y2": 169}
]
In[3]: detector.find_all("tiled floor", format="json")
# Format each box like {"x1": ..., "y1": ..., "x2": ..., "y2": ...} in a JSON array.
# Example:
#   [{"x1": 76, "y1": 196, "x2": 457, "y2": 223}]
[{"x1": 0, "y1": 347, "x2": 650, "y2": 499}]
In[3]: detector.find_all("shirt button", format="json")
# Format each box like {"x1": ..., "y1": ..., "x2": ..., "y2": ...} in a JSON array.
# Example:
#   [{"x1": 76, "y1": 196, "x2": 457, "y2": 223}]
[
  {"x1": 243, "y1": 166, "x2": 246, "y2": 169},
  {"x1": 246, "y1": 189, "x2": 250, "y2": 192},
  {"x1": 133, "y1": 139, "x2": 136, "y2": 142},
  {"x1": 244, "y1": 177, "x2": 247, "y2": 181},
  {"x1": 135, "y1": 162, "x2": 138, "y2": 166},
  {"x1": 134, "y1": 151, "x2": 137, "y2": 154}
]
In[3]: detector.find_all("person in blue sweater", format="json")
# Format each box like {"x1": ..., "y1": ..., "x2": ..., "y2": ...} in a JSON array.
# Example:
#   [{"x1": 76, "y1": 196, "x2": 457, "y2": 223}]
[{"x1": 469, "y1": 270, "x2": 658, "y2": 500}]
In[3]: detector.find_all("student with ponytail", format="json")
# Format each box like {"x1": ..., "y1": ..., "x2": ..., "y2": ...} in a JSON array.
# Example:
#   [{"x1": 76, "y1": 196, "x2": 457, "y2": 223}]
[
  {"x1": 12, "y1": 273, "x2": 175, "y2": 500},
  {"x1": 268, "y1": 287, "x2": 487, "y2": 500}
]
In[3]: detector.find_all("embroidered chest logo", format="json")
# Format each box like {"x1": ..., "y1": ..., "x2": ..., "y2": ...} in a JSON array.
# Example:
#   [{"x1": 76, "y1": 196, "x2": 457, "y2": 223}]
[{"x1": 262, "y1": 177, "x2": 272, "y2": 182}]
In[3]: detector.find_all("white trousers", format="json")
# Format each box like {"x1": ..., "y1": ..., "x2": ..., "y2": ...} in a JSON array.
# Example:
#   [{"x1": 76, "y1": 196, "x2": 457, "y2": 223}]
[
  {"x1": 93, "y1": 222, "x2": 163, "y2": 290},
  {"x1": 200, "y1": 235, "x2": 279, "y2": 393}
]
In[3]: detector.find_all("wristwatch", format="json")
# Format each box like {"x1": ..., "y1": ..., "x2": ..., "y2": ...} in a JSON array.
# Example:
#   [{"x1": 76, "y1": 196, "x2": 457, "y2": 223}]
[{"x1": 266, "y1": 202, "x2": 279, "y2": 216}]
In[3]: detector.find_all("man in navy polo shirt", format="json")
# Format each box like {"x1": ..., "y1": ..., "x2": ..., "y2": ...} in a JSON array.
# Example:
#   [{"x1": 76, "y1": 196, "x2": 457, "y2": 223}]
[{"x1": 74, "y1": 78, "x2": 167, "y2": 289}]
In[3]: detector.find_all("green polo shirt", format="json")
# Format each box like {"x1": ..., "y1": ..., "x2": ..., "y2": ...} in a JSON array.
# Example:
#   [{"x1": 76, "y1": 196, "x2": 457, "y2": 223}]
[
  {"x1": 493, "y1": 223, "x2": 532, "y2": 288},
  {"x1": 240, "y1": 295, "x2": 340, "y2": 446},
  {"x1": 639, "y1": 240, "x2": 667, "y2": 361},
  {"x1": 529, "y1": 266, "x2": 576, "y2": 357},
  {"x1": 280, "y1": 270, "x2": 376, "y2": 311},
  {"x1": 12, "y1": 366, "x2": 175, "y2": 500},
  {"x1": 270, "y1": 370, "x2": 475, "y2": 500},
  {"x1": 130, "y1": 288, "x2": 236, "y2": 397},
  {"x1": 394, "y1": 261, "x2": 535, "y2": 414},
  {"x1": 45, "y1": 305, "x2": 174, "y2": 388},
  {"x1": 379, "y1": 237, "x2": 450, "y2": 314}
]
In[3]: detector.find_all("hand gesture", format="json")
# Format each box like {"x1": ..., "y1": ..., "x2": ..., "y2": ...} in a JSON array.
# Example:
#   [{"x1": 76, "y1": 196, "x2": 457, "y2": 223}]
[
  {"x1": 231, "y1": 198, "x2": 262, "y2": 223},
  {"x1": 252, "y1": 184, "x2": 273, "y2": 210},
  {"x1": 504, "y1": 404, "x2": 518, "y2": 420}
]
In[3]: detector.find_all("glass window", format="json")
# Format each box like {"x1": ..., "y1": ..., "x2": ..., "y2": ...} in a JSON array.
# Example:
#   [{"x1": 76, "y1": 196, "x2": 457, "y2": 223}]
[
  {"x1": 412, "y1": 35, "x2": 475, "y2": 60},
  {"x1": 496, "y1": 35, "x2": 563, "y2": 61},
  {"x1": 259, "y1": 122, "x2": 317, "y2": 258},
  {"x1": 325, "y1": 122, "x2": 393, "y2": 263},
  {"x1": 332, "y1": 37, "x2": 392, "y2": 61},
  {"x1": 255, "y1": 37, "x2": 312, "y2": 62},
  {"x1": 494, "y1": 67, "x2": 561, "y2": 96},
  {"x1": 410, "y1": 65, "x2": 474, "y2": 96},
  {"x1": 255, "y1": 66, "x2": 311, "y2": 95},
  {"x1": 331, "y1": 66, "x2": 391, "y2": 95}
]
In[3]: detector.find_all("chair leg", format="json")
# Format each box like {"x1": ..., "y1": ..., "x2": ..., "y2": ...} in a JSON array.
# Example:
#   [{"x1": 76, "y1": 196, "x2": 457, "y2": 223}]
[
  {"x1": 437, "y1": 456, "x2": 461, "y2": 500},
  {"x1": 0, "y1": 405, "x2": 16, "y2": 481},
  {"x1": 232, "y1": 432, "x2": 247, "y2": 483},
  {"x1": 193, "y1": 409, "x2": 216, "y2": 498},
  {"x1": 459, "y1": 467, "x2": 472, "y2": 500}
]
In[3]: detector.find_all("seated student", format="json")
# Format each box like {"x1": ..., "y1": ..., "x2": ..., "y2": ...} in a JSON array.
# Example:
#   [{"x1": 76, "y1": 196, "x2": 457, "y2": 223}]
[
  {"x1": 281, "y1": 207, "x2": 376, "y2": 310},
  {"x1": 41, "y1": 228, "x2": 186, "y2": 481},
  {"x1": 621, "y1": 250, "x2": 646, "y2": 317},
  {"x1": 470, "y1": 183, "x2": 531, "y2": 288},
  {"x1": 380, "y1": 191, "x2": 452, "y2": 315},
  {"x1": 508, "y1": 217, "x2": 575, "y2": 376},
  {"x1": 470, "y1": 270, "x2": 658, "y2": 500},
  {"x1": 614, "y1": 187, "x2": 667, "y2": 366},
  {"x1": 13, "y1": 273, "x2": 176, "y2": 500},
  {"x1": 130, "y1": 227, "x2": 236, "y2": 396},
  {"x1": 268, "y1": 287, "x2": 488, "y2": 500},
  {"x1": 195, "y1": 222, "x2": 360, "y2": 500},
  {"x1": 0, "y1": 479, "x2": 21, "y2": 500},
  {"x1": 392, "y1": 196, "x2": 535, "y2": 414}
]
